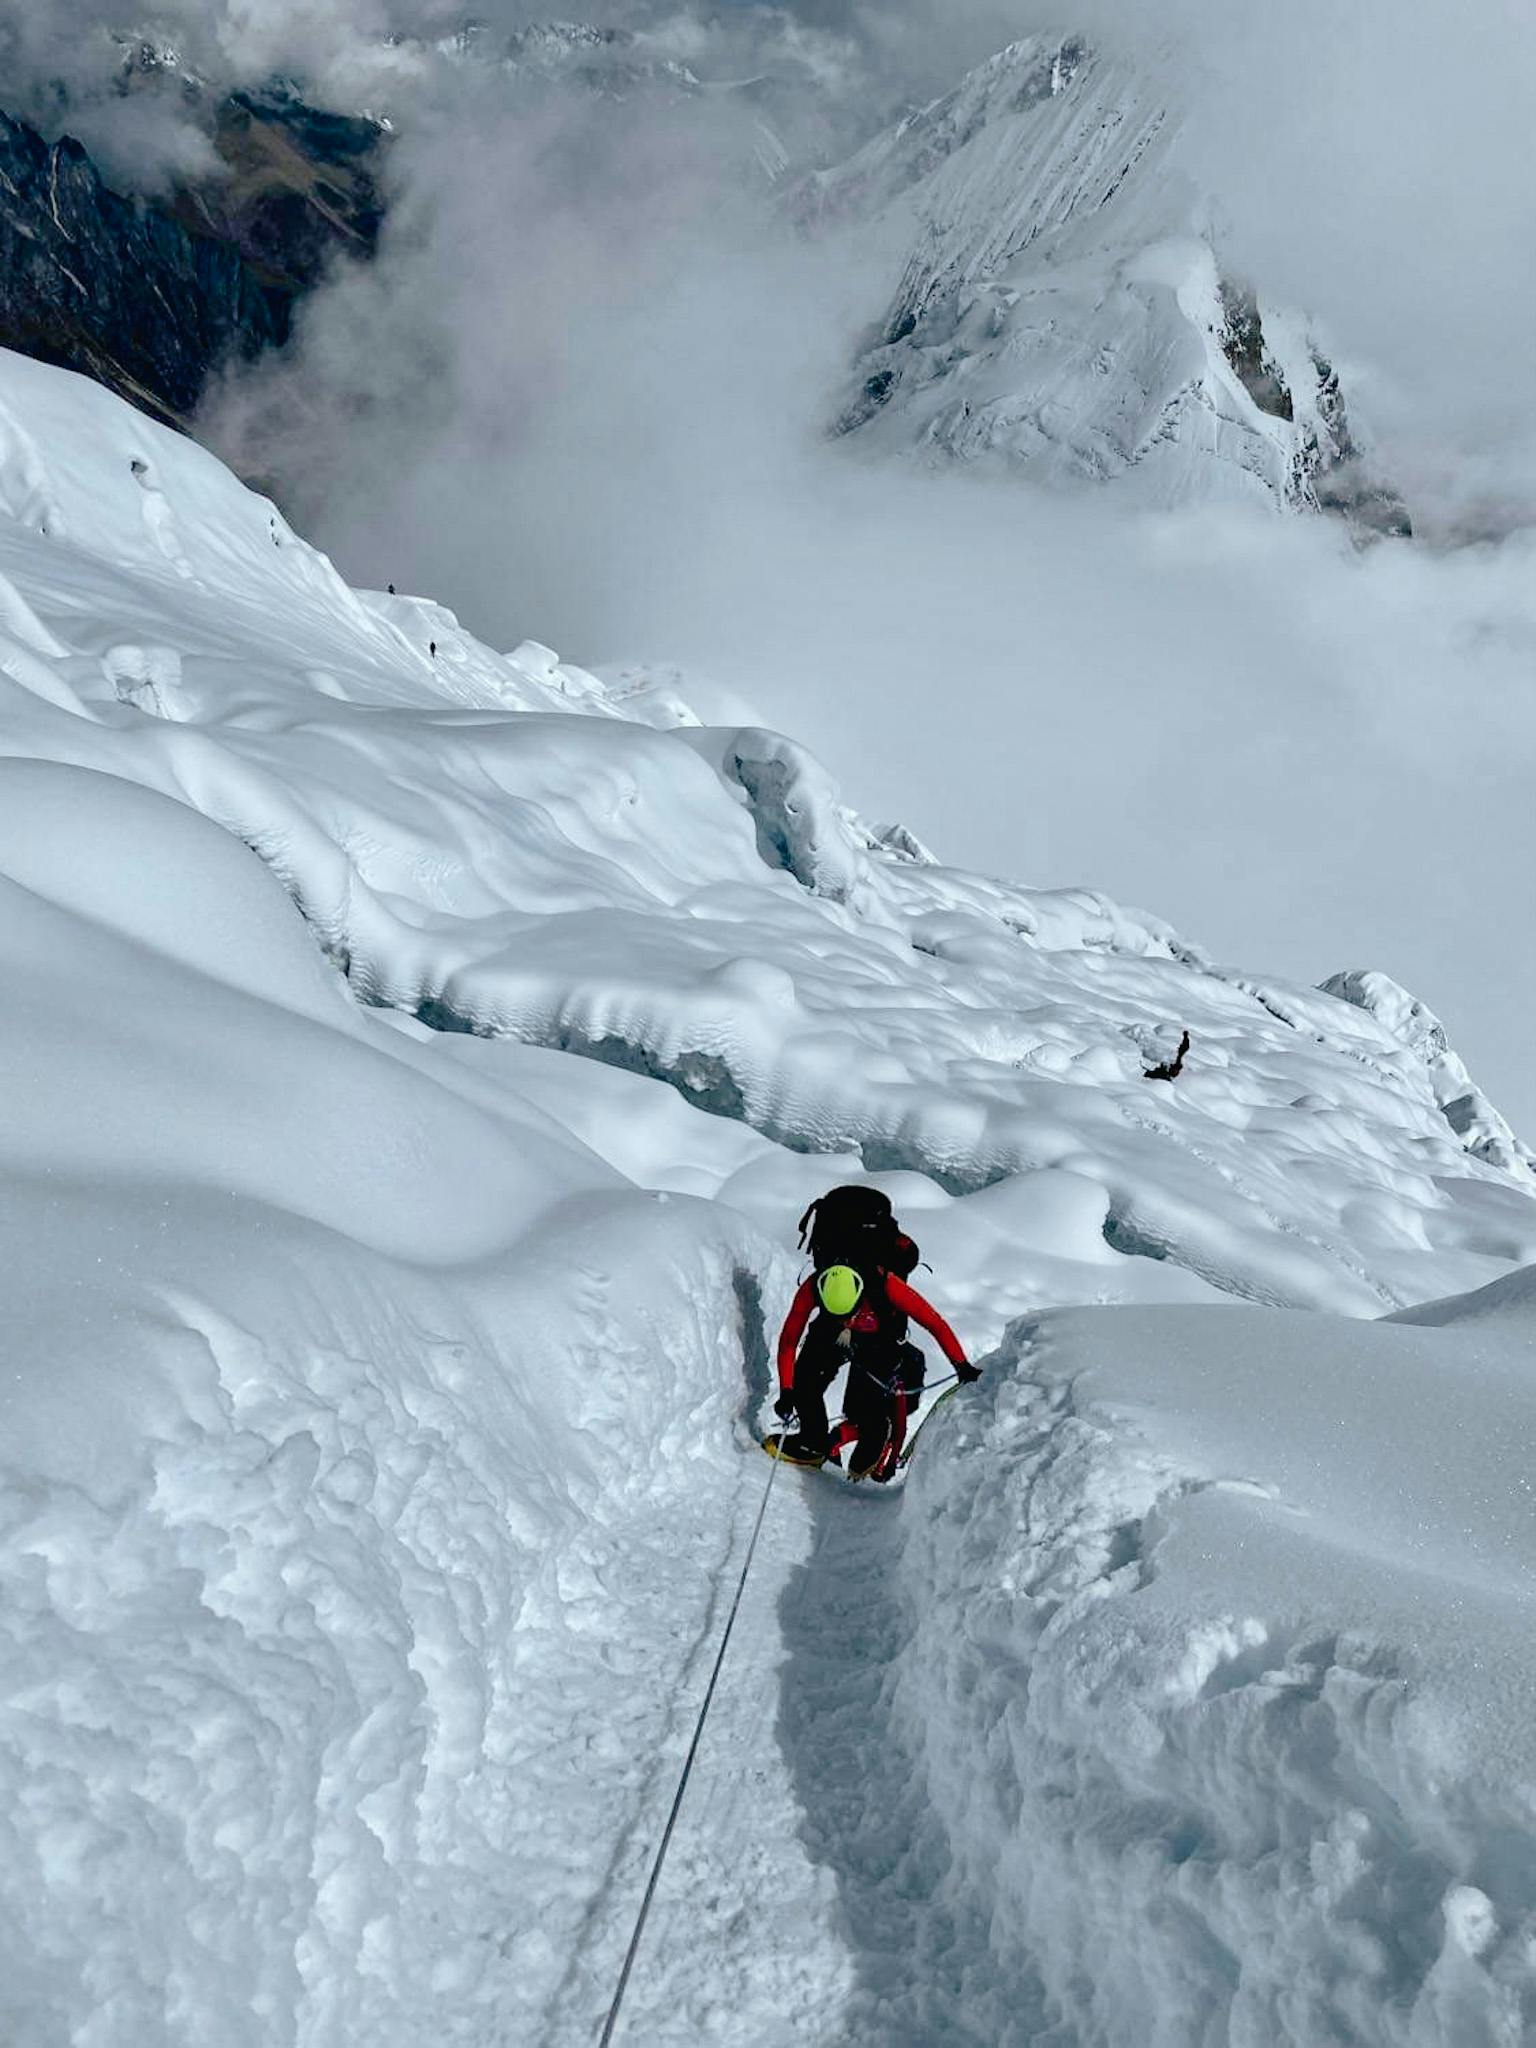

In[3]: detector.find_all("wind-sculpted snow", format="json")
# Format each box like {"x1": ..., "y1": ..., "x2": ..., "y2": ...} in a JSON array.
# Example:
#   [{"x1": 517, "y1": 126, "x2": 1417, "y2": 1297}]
[
  {"x1": 0, "y1": 359, "x2": 1522, "y2": 1326},
  {"x1": 892, "y1": 1297, "x2": 1536, "y2": 2042},
  {"x1": 0, "y1": 347, "x2": 1534, "y2": 2043},
  {"x1": 0, "y1": 752, "x2": 844, "y2": 2046},
  {"x1": 1323, "y1": 967, "x2": 1536, "y2": 1183}
]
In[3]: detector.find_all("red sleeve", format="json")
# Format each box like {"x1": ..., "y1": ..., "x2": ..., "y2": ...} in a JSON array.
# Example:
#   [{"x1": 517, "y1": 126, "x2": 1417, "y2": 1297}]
[
  {"x1": 776, "y1": 1277, "x2": 818, "y2": 1392},
  {"x1": 885, "y1": 1275, "x2": 968, "y2": 1369}
]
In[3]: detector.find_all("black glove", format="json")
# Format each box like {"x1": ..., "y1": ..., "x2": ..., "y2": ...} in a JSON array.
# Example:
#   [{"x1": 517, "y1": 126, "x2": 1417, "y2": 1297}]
[
  {"x1": 955, "y1": 1362, "x2": 981, "y2": 1385},
  {"x1": 774, "y1": 1391, "x2": 798, "y2": 1423}
]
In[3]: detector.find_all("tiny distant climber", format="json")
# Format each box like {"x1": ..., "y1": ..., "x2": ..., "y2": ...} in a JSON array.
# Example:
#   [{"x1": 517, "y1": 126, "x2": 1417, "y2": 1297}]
[
  {"x1": 769, "y1": 1185, "x2": 978, "y2": 1482},
  {"x1": 388, "y1": 582, "x2": 396, "y2": 595},
  {"x1": 429, "y1": 640, "x2": 437, "y2": 658},
  {"x1": 1145, "y1": 1028, "x2": 1191, "y2": 1083}
]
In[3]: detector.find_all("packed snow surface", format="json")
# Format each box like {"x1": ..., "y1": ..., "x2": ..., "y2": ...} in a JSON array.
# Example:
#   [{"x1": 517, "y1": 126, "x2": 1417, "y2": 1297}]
[
  {"x1": 893, "y1": 1283, "x2": 1536, "y2": 2044},
  {"x1": 1, "y1": 345, "x2": 1535, "y2": 2044}
]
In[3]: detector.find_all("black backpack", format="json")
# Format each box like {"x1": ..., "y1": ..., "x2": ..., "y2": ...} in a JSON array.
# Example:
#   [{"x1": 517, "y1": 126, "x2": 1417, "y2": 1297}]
[{"x1": 797, "y1": 1185, "x2": 919, "y2": 1284}]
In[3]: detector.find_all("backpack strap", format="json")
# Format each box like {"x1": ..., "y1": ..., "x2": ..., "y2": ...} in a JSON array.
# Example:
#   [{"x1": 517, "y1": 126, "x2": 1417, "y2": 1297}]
[{"x1": 796, "y1": 1198, "x2": 820, "y2": 1252}]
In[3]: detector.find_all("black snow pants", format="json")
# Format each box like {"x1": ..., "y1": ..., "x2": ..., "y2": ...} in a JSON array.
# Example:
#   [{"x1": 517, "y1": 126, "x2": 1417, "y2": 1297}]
[
  {"x1": 794, "y1": 1327, "x2": 925, "y2": 1471},
  {"x1": 787, "y1": 1319, "x2": 845, "y2": 1458}
]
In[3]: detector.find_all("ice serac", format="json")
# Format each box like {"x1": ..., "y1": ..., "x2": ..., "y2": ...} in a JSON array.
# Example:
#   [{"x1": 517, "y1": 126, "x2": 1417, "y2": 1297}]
[
  {"x1": 1321, "y1": 966, "x2": 1536, "y2": 1180},
  {"x1": 812, "y1": 37, "x2": 1409, "y2": 534}
]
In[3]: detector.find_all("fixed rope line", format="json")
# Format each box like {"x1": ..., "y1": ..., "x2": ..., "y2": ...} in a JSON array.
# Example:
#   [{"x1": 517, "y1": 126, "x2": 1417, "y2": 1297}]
[
  {"x1": 869, "y1": 1365, "x2": 962, "y2": 1399},
  {"x1": 597, "y1": 1441, "x2": 784, "y2": 2048}
]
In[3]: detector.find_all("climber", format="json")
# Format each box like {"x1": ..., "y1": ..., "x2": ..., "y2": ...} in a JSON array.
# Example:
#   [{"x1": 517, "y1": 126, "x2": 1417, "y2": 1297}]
[
  {"x1": 1144, "y1": 1027, "x2": 1191, "y2": 1082},
  {"x1": 770, "y1": 1185, "x2": 978, "y2": 1482}
]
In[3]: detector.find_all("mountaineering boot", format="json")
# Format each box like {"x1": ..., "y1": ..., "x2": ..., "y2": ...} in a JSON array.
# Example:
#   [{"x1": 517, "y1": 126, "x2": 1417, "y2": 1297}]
[
  {"x1": 869, "y1": 1428, "x2": 905, "y2": 1483},
  {"x1": 763, "y1": 1433, "x2": 826, "y2": 1468}
]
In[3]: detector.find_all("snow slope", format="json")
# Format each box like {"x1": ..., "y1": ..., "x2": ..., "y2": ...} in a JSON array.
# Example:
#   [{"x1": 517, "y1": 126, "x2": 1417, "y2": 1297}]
[
  {"x1": 809, "y1": 38, "x2": 1406, "y2": 531},
  {"x1": 0, "y1": 345, "x2": 1534, "y2": 2043},
  {"x1": 892, "y1": 1279, "x2": 1536, "y2": 2044}
]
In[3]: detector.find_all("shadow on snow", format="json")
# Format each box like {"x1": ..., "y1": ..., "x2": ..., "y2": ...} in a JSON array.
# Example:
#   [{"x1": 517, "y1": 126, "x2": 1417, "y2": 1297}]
[{"x1": 774, "y1": 1442, "x2": 1062, "y2": 2047}]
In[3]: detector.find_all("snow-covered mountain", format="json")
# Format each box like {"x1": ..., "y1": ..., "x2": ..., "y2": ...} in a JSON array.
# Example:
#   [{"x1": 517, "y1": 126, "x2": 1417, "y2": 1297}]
[
  {"x1": 810, "y1": 37, "x2": 1410, "y2": 534},
  {"x1": 1, "y1": 346, "x2": 1532, "y2": 2045}
]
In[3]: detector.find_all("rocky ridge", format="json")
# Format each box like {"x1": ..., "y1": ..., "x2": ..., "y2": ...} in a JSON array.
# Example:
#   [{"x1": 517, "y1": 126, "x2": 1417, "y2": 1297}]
[{"x1": 0, "y1": 69, "x2": 383, "y2": 430}]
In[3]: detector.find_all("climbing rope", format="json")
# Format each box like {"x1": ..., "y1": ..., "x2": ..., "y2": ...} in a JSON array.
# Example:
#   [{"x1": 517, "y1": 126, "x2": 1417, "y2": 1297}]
[
  {"x1": 597, "y1": 1441, "x2": 784, "y2": 2047},
  {"x1": 869, "y1": 1364, "x2": 962, "y2": 1400}
]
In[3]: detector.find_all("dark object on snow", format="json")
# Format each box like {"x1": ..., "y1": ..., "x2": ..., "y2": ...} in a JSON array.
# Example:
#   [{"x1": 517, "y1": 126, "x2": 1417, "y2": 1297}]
[
  {"x1": 796, "y1": 1183, "x2": 919, "y2": 1281},
  {"x1": 1145, "y1": 1029, "x2": 1191, "y2": 1082},
  {"x1": 429, "y1": 641, "x2": 437, "y2": 658},
  {"x1": 762, "y1": 1433, "x2": 826, "y2": 1469}
]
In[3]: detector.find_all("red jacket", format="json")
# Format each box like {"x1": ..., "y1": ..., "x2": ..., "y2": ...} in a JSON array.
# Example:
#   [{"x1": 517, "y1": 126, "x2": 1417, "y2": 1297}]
[{"x1": 776, "y1": 1272, "x2": 968, "y2": 1393}]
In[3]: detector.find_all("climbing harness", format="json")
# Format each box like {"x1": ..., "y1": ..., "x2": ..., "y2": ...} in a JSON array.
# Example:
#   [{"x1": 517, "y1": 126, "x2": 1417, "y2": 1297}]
[
  {"x1": 597, "y1": 1441, "x2": 785, "y2": 2047},
  {"x1": 915, "y1": 1368, "x2": 961, "y2": 1399},
  {"x1": 867, "y1": 1364, "x2": 962, "y2": 1400}
]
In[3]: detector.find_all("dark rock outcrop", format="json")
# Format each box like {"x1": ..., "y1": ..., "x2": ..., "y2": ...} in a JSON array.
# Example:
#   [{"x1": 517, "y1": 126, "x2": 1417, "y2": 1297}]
[
  {"x1": 0, "y1": 107, "x2": 284, "y2": 426},
  {"x1": 168, "y1": 86, "x2": 385, "y2": 298},
  {"x1": 1218, "y1": 283, "x2": 1412, "y2": 540},
  {"x1": 0, "y1": 88, "x2": 384, "y2": 429}
]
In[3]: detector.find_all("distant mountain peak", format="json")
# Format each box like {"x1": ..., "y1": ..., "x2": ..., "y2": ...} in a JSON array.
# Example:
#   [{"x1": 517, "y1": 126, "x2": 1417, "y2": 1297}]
[{"x1": 812, "y1": 35, "x2": 1408, "y2": 535}]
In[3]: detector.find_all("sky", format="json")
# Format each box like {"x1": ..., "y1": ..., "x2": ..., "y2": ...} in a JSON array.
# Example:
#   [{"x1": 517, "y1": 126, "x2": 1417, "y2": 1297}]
[{"x1": 5, "y1": 1, "x2": 1536, "y2": 1125}]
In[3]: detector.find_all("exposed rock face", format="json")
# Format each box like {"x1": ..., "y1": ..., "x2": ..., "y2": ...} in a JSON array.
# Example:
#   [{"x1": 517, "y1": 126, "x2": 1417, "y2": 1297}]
[
  {"x1": 1218, "y1": 285, "x2": 1412, "y2": 538},
  {"x1": 810, "y1": 37, "x2": 1409, "y2": 536},
  {"x1": 0, "y1": 88, "x2": 383, "y2": 429},
  {"x1": 0, "y1": 108, "x2": 285, "y2": 427},
  {"x1": 168, "y1": 87, "x2": 384, "y2": 299}
]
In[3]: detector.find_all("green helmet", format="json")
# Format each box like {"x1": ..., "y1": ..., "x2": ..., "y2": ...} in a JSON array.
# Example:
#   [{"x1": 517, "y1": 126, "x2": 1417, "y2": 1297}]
[{"x1": 817, "y1": 1265, "x2": 864, "y2": 1318}]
